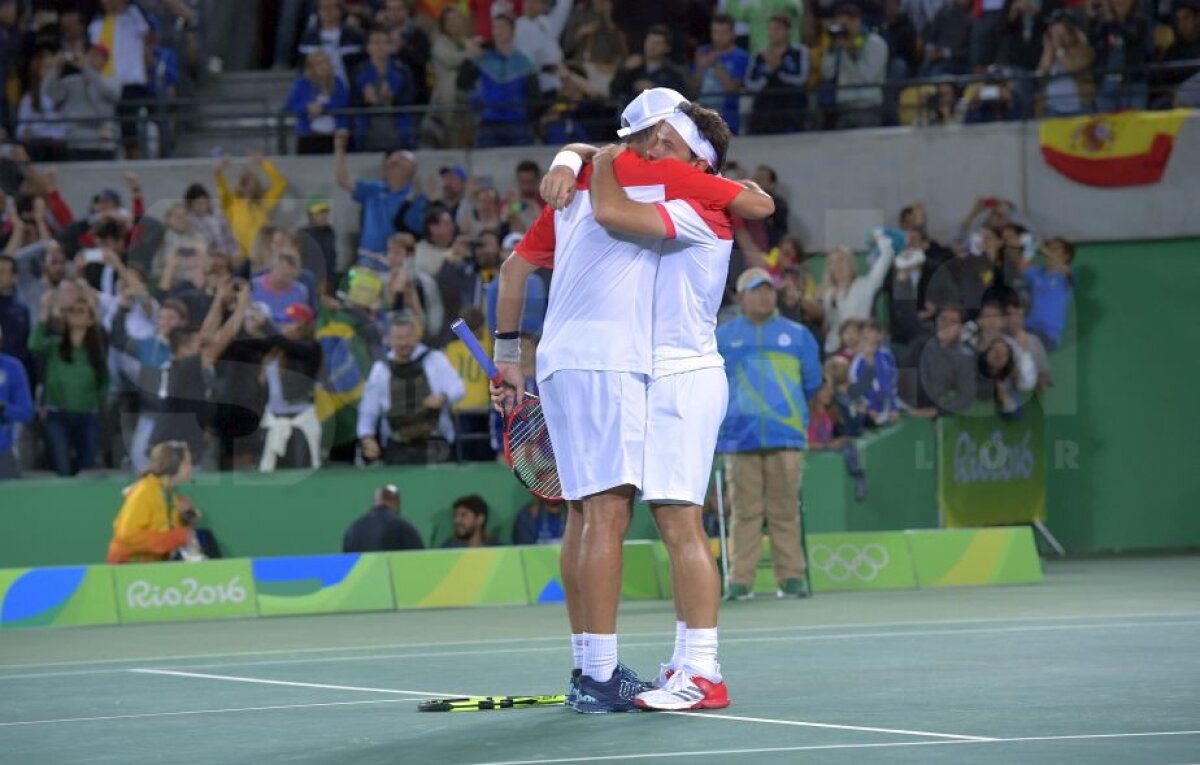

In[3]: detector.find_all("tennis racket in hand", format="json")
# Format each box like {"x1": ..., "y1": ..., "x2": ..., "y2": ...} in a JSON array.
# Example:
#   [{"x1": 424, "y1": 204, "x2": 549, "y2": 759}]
[{"x1": 449, "y1": 319, "x2": 562, "y2": 501}]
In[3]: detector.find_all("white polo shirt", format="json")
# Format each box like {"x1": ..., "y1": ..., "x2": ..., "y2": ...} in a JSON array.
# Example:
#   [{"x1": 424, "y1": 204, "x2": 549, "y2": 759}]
[
  {"x1": 650, "y1": 198, "x2": 734, "y2": 378},
  {"x1": 515, "y1": 152, "x2": 743, "y2": 384}
]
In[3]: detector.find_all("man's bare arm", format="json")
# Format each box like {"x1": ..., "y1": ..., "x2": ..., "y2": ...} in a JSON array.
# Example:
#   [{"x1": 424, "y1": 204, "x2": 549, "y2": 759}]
[
  {"x1": 492, "y1": 253, "x2": 540, "y2": 411},
  {"x1": 729, "y1": 180, "x2": 775, "y2": 220},
  {"x1": 540, "y1": 143, "x2": 601, "y2": 210}
]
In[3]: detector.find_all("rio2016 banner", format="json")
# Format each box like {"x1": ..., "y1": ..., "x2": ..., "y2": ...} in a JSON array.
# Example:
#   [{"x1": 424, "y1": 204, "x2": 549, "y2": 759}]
[
  {"x1": 938, "y1": 405, "x2": 1047, "y2": 528},
  {"x1": 113, "y1": 560, "x2": 258, "y2": 623}
]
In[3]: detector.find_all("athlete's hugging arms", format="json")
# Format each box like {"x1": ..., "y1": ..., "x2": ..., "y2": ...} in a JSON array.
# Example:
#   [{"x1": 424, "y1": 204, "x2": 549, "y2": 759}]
[
  {"x1": 588, "y1": 144, "x2": 773, "y2": 237},
  {"x1": 540, "y1": 143, "x2": 776, "y2": 224}
]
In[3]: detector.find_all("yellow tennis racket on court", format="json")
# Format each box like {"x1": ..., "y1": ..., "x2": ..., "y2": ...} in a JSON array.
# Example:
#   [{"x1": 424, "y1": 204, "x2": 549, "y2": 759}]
[{"x1": 417, "y1": 694, "x2": 567, "y2": 712}]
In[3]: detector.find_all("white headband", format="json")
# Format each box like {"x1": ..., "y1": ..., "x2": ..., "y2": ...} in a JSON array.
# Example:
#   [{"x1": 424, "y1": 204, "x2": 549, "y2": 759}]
[{"x1": 663, "y1": 111, "x2": 717, "y2": 170}]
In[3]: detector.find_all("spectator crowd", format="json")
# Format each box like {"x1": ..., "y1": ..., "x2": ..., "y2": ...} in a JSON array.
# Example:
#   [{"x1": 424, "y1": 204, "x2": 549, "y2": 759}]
[
  {"x1": 0, "y1": 0, "x2": 1193, "y2": 162},
  {"x1": 0, "y1": 104, "x2": 1075, "y2": 484}
]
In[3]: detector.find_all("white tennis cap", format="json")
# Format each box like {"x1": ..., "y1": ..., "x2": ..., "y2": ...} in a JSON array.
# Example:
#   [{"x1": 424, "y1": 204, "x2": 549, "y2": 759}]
[{"x1": 616, "y1": 88, "x2": 687, "y2": 138}]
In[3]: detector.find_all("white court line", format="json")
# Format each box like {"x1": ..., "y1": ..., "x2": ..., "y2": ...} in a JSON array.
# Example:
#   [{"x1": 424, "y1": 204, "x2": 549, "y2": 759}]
[
  {"x1": 0, "y1": 698, "x2": 414, "y2": 728},
  {"x1": 467, "y1": 730, "x2": 1200, "y2": 765},
  {"x1": 128, "y1": 668, "x2": 465, "y2": 698},
  {"x1": 4, "y1": 616, "x2": 1199, "y2": 681},
  {"x1": 3, "y1": 611, "x2": 1197, "y2": 673},
  {"x1": 124, "y1": 618, "x2": 1200, "y2": 669},
  {"x1": 662, "y1": 711, "x2": 995, "y2": 741}
]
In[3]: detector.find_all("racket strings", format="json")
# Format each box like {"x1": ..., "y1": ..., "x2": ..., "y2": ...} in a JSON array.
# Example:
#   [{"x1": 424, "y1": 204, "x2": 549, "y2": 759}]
[{"x1": 506, "y1": 403, "x2": 561, "y2": 500}]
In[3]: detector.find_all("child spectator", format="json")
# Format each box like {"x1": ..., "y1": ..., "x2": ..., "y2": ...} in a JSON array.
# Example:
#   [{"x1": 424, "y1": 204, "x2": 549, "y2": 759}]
[
  {"x1": 285, "y1": 50, "x2": 351, "y2": 155},
  {"x1": 1023, "y1": 236, "x2": 1073, "y2": 351},
  {"x1": 978, "y1": 337, "x2": 1024, "y2": 418},
  {"x1": 353, "y1": 27, "x2": 416, "y2": 150},
  {"x1": 29, "y1": 292, "x2": 109, "y2": 476},
  {"x1": 825, "y1": 355, "x2": 868, "y2": 438},
  {"x1": 835, "y1": 317, "x2": 866, "y2": 363},
  {"x1": 214, "y1": 152, "x2": 289, "y2": 259},
  {"x1": 849, "y1": 320, "x2": 901, "y2": 427},
  {"x1": 807, "y1": 382, "x2": 868, "y2": 501},
  {"x1": 1006, "y1": 293, "x2": 1051, "y2": 392}
]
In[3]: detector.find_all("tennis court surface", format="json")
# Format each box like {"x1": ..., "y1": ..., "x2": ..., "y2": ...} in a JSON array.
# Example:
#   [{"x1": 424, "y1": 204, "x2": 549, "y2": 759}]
[{"x1": 1, "y1": 556, "x2": 1197, "y2": 765}]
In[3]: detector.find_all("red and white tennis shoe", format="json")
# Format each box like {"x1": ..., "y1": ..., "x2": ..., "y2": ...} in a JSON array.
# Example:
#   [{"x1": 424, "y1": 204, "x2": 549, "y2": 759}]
[{"x1": 634, "y1": 670, "x2": 730, "y2": 711}]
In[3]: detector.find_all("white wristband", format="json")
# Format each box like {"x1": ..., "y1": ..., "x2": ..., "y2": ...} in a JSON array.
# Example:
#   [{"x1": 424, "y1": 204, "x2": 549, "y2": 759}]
[
  {"x1": 550, "y1": 150, "x2": 583, "y2": 178},
  {"x1": 494, "y1": 337, "x2": 521, "y2": 365}
]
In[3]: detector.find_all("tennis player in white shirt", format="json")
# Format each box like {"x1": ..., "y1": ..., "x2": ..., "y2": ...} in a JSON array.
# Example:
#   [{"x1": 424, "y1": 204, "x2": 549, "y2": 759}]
[
  {"x1": 586, "y1": 102, "x2": 738, "y2": 711},
  {"x1": 493, "y1": 90, "x2": 774, "y2": 713}
]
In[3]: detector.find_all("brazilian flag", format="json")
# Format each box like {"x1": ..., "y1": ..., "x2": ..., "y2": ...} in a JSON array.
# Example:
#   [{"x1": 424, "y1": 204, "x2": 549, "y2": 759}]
[{"x1": 316, "y1": 308, "x2": 377, "y2": 449}]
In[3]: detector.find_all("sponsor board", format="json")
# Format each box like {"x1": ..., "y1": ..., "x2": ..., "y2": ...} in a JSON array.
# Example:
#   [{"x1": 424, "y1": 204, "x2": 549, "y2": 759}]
[
  {"x1": 752, "y1": 532, "x2": 918, "y2": 593},
  {"x1": 907, "y1": 527, "x2": 1043, "y2": 587},
  {"x1": 113, "y1": 560, "x2": 258, "y2": 623},
  {"x1": 254, "y1": 554, "x2": 394, "y2": 616},
  {"x1": 939, "y1": 408, "x2": 1047, "y2": 527},
  {"x1": 0, "y1": 566, "x2": 118, "y2": 628},
  {"x1": 389, "y1": 548, "x2": 527, "y2": 609}
]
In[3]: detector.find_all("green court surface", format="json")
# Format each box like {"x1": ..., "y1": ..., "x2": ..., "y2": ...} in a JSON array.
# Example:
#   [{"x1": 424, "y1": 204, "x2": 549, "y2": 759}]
[{"x1": 1, "y1": 556, "x2": 1198, "y2": 764}]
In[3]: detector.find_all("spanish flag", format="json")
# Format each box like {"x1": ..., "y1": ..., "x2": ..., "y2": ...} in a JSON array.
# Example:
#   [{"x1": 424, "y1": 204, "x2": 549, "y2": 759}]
[{"x1": 1040, "y1": 109, "x2": 1192, "y2": 188}]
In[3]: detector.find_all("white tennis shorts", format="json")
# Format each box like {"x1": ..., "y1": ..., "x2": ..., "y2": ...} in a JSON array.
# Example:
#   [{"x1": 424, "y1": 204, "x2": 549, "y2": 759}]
[
  {"x1": 642, "y1": 367, "x2": 728, "y2": 506},
  {"x1": 538, "y1": 369, "x2": 648, "y2": 500}
]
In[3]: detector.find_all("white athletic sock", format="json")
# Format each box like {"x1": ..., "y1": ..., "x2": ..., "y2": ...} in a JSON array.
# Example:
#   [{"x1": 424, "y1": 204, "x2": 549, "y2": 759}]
[
  {"x1": 571, "y1": 633, "x2": 586, "y2": 671},
  {"x1": 683, "y1": 628, "x2": 721, "y2": 683},
  {"x1": 669, "y1": 620, "x2": 687, "y2": 670},
  {"x1": 583, "y1": 633, "x2": 618, "y2": 683}
]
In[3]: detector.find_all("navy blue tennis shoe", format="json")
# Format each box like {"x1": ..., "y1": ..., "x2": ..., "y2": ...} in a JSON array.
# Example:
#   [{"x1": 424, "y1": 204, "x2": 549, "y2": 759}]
[{"x1": 573, "y1": 672, "x2": 645, "y2": 714}]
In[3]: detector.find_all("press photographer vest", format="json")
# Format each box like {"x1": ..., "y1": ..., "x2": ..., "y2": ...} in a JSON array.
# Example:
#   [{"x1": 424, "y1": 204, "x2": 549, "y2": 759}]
[{"x1": 386, "y1": 351, "x2": 438, "y2": 443}]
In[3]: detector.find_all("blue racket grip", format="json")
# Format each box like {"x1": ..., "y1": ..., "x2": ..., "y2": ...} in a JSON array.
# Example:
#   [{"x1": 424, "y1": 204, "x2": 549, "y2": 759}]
[{"x1": 450, "y1": 319, "x2": 503, "y2": 384}]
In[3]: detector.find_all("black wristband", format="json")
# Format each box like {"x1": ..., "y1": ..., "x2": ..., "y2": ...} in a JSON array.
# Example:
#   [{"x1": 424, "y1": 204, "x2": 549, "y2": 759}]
[{"x1": 494, "y1": 330, "x2": 520, "y2": 340}]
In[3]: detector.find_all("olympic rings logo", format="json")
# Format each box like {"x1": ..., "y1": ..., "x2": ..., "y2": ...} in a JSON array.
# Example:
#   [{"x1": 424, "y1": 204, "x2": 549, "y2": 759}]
[{"x1": 810, "y1": 544, "x2": 890, "y2": 582}]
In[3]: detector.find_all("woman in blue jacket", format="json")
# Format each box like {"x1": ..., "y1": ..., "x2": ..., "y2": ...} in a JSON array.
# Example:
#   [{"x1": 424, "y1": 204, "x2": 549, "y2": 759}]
[{"x1": 284, "y1": 50, "x2": 350, "y2": 155}]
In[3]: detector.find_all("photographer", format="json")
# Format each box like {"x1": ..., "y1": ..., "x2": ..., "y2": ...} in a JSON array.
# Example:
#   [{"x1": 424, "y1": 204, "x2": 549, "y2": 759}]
[
  {"x1": 106, "y1": 441, "x2": 203, "y2": 564},
  {"x1": 820, "y1": 4, "x2": 889, "y2": 129}
]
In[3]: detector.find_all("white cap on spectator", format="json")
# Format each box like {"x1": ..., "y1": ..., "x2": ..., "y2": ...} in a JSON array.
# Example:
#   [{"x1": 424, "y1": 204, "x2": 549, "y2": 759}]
[
  {"x1": 617, "y1": 88, "x2": 687, "y2": 138},
  {"x1": 502, "y1": 232, "x2": 524, "y2": 251}
]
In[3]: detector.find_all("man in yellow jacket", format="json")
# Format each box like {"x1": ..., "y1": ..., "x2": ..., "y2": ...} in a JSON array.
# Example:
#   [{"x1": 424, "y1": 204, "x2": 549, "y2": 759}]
[
  {"x1": 107, "y1": 442, "x2": 202, "y2": 564},
  {"x1": 215, "y1": 151, "x2": 289, "y2": 258}
]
